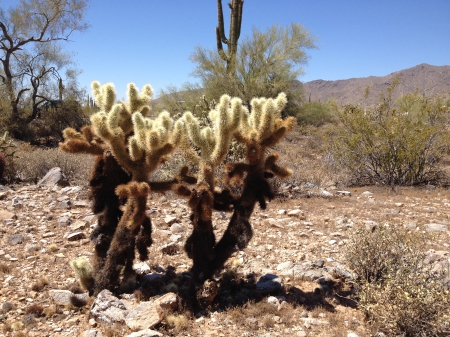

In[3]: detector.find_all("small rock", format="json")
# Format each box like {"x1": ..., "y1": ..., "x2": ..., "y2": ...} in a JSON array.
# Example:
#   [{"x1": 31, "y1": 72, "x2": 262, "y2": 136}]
[
  {"x1": 42, "y1": 231, "x2": 55, "y2": 238},
  {"x1": 164, "y1": 215, "x2": 177, "y2": 225},
  {"x1": 161, "y1": 242, "x2": 179, "y2": 255},
  {"x1": 37, "y1": 167, "x2": 70, "y2": 187},
  {"x1": 169, "y1": 234, "x2": 182, "y2": 242},
  {"x1": 0, "y1": 209, "x2": 15, "y2": 222},
  {"x1": 170, "y1": 223, "x2": 184, "y2": 233},
  {"x1": 277, "y1": 261, "x2": 293, "y2": 271},
  {"x1": 336, "y1": 190, "x2": 351, "y2": 196},
  {"x1": 424, "y1": 223, "x2": 448, "y2": 232},
  {"x1": 90, "y1": 289, "x2": 128, "y2": 325},
  {"x1": 126, "y1": 329, "x2": 163, "y2": 337},
  {"x1": 67, "y1": 232, "x2": 87, "y2": 241},
  {"x1": 25, "y1": 243, "x2": 41, "y2": 252},
  {"x1": 70, "y1": 220, "x2": 87, "y2": 230},
  {"x1": 287, "y1": 209, "x2": 303, "y2": 217},
  {"x1": 59, "y1": 200, "x2": 72, "y2": 209},
  {"x1": 58, "y1": 215, "x2": 71, "y2": 226},
  {"x1": 8, "y1": 235, "x2": 24, "y2": 245},
  {"x1": 256, "y1": 274, "x2": 283, "y2": 294},
  {"x1": 81, "y1": 330, "x2": 103, "y2": 337},
  {"x1": 300, "y1": 317, "x2": 329, "y2": 326},
  {"x1": 154, "y1": 292, "x2": 178, "y2": 311},
  {"x1": 320, "y1": 189, "x2": 333, "y2": 197},
  {"x1": 49, "y1": 289, "x2": 89, "y2": 306},
  {"x1": 125, "y1": 301, "x2": 164, "y2": 331},
  {"x1": 133, "y1": 262, "x2": 151, "y2": 274},
  {"x1": 267, "y1": 296, "x2": 279, "y2": 307}
]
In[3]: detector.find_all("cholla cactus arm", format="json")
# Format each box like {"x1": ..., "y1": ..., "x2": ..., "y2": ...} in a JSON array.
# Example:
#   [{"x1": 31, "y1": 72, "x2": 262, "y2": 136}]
[
  {"x1": 127, "y1": 83, "x2": 153, "y2": 114},
  {"x1": 89, "y1": 82, "x2": 181, "y2": 181},
  {"x1": 92, "y1": 81, "x2": 116, "y2": 113},
  {"x1": 60, "y1": 126, "x2": 105, "y2": 155},
  {"x1": 182, "y1": 94, "x2": 245, "y2": 188},
  {"x1": 210, "y1": 96, "x2": 242, "y2": 165}
]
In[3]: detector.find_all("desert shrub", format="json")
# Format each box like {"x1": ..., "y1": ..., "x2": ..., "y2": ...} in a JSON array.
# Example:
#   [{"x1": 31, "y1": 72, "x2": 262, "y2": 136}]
[
  {"x1": 327, "y1": 84, "x2": 450, "y2": 186},
  {"x1": 345, "y1": 225, "x2": 450, "y2": 336},
  {"x1": 6, "y1": 145, "x2": 92, "y2": 184},
  {"x1": 27, "y1": 100, "x2": 88, "y2": 146},
  {"x1": 0, "y1": 131, "x2": 16, "y2": 182},
  {"x1": 296, "y1": 100, "x2": 337, "y2": 127}
]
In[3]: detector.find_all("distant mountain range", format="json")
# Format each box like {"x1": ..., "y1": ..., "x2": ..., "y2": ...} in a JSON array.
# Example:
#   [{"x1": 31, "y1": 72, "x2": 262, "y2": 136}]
[{"x1": 301, "y1": 63, "x2": 450, "y2": 105}]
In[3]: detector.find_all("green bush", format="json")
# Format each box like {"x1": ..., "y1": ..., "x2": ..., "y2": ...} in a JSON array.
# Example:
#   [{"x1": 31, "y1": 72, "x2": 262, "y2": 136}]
[
  {"x1": 327, "y1": 85, "x2": 450, "y2": 186},
  {"x1": 296, "y1": 100, "x2": 336, "y2": 127},
  {"x1": 345, "y1": 225, "x2": 450, "y2": 336}
]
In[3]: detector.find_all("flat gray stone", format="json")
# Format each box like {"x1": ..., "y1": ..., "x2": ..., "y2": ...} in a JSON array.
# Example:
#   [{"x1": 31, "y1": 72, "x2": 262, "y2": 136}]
[
  {"x1": 58, "y1": 215, "x2": 71, "y2": 226},
  {"x1": 49, "y1": 289, "x2": 89, "y2": 306},
  {"x1": 67, "y1": 232, "x2": 87, "y2": 241},
  {"x1": 8, "y1": 235, "x2": 24, "y2": 245},
  {"x1": 164, "y1": 215, "x2": 177, "y2": 225},
  {"x1": 424, "y1": 223, "x2": 448, "y2": 232},
  {"x1": 37, "y1": 167, "x2": 69, "y2": 187},
  {"x1": 124, "y1": 301, "x2": 163, "y2": 331}
]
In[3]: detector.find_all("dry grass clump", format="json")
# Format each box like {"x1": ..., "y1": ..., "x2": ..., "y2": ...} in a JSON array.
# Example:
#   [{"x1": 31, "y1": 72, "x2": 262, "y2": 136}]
[
  {"x1": 165, "y1": 313, "x2": 191, "y2": 331},
  {"x1": 31, "y1": 277, "x2": 49, "y2": 292},
  {"x1": 345, "y1": 224, "x2": 450, "y2": 336},
  {"x1": 46, "y1": 243, "x2": 59, "y2": 252},
  {"x1": 5, "y1": 144, "x2": 92, "y2": 184},
  {"x1": 0, "y1": 262, "x2": 11, "y2": 274},
  {"x1": 227, "y1": 300, "x2": 293, "y2": 331},
  {"x1": 24, "y1": 304, "x2": 44, "y2": 317}
]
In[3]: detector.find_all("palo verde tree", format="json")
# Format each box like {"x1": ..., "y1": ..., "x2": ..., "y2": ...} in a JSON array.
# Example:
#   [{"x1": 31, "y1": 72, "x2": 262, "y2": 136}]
[
  {"x1": 62, "y1": 81, "x2": 296, "y2": 305},
  {"x1": 0, "y1": 0, "x2": 88, "y2": 136},
  {"x1": 191, "y1": 22, "x2": 317, "y2": 114}
]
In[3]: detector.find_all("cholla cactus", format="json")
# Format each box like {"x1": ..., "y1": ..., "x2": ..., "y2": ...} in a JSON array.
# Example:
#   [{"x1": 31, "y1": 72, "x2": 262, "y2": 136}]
[
  {"x1": 60, "y1": 80, "x2": 296, "y2": 302},
  {"x1": 60, "y1": 82, "x2": 192, "y2": 295},
  {"x1": 177, "y1": 95, "x2": 247, "y2": 284},
  {"x1": 195, "y1": 93, "x2": 296, "y2": 287}
]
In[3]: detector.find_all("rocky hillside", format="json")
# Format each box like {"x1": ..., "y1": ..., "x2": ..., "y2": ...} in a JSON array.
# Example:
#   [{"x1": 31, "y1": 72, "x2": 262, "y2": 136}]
[{"x1": 302, "y1": 63, "x2": 450, "y2": 105}]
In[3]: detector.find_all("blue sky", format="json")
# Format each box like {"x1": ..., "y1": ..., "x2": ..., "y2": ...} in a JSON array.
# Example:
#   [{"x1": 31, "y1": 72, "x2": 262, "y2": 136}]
[{"x1": 4, "y1": 0, "x2": 450, "y2": 98}]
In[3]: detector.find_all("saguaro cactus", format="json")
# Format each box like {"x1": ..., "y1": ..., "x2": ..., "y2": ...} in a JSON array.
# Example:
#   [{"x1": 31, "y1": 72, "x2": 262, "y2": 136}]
[{"x1": 216, "y1": 0, "x2": 244, "y2": 75}]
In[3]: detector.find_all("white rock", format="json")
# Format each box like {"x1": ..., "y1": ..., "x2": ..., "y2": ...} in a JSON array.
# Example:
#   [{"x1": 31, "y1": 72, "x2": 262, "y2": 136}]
[{"x1": 287, "y1": 209, "x2": 303, "y2": 217}]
